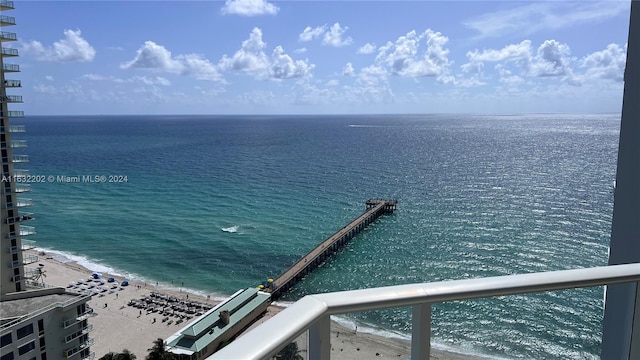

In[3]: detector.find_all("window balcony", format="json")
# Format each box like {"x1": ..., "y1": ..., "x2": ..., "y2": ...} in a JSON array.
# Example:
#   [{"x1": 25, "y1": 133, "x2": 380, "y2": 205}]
[
  {"x1": 0, "y1": 125, "x2": 26, "y2": 133},
  {"x1": 3, "y1": 79, "x2": 21, "y2": 87},
  {"x1": 1, "y1": 154, "x2": 29, "y2": 163},
  {"x1": 65, "y1": 324, "x2": 94, "y2": 344},
  {"x1": 63, "y1": 338, "x2": 95, "y2": 358},
  {"x1": 0, "y1": 31, "x2": 17, "y2": 41},
  {"x1": 7, "y1": 110, "x2": 24, "y2": 118},
  {"x1": 62, "y1": 309, "x2": 94, "y2": 328},
  {"x1": 1, "y1": 94, "x2": 22, "y2": 102},
  {"x1": 8, "y1": 254, "x2": 37, "y2": 268},
  {"x1": 12, "y1": 154, "x2": 29, "y2": 163},
  {"x1": 5, "y1": 212, "x2": 34, "y2": 224},
  {"x1": 0, "y1": 1, "x2": 15, "y2": 10},
  {"x1": 0, "y1": 15, "x2": 15, "y2": 26},
  {"x1": 6, "y1": 225, "x2": 36, "y2": 239},
  {"x1": 6, "y1": 240, "x2": 36, "y2": 254},
  {"x1": 1, "y1": 47, "x2": 18, "y2": 56}
]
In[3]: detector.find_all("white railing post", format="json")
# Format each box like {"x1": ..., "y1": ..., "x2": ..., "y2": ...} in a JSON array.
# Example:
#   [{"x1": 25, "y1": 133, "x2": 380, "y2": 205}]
[
  {"x1": 411, "y1": 303, "x2": 431, "y2": 360},
  {"x1": 308, "y1": 315, "x2": 331, "y2": 360}
]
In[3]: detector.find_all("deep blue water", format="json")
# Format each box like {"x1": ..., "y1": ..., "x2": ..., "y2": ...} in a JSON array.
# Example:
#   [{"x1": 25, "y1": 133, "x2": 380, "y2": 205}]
[{"x1": 13, "y1": 114, "x2": 619, "y2": 359}]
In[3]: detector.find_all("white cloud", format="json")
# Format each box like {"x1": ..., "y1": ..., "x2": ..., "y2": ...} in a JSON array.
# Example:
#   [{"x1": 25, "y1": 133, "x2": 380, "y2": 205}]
[
  {"x1": 220, "y1": 0, "x2": 279, "y2": 16},
  {"x1": 531, "y1": 40, "x2": 573, "y2": 77},
  {"x1": 121, "y1": 41, "x2": 222, "y2": 81},
  {"x1": 464, "y1": 1, "x2": 629, "y2": 39},
  {"x1": 462, "y1": 39, "x2": 578, "y2": 83},
  {"x1": 271, "y1": 45, "x2": 315, "y2": 79},
  {"x1": 580, "y1": 43, "x2": 626, "y2": 82},
  {"x1": 45, "y1": 75, "x2": 54, "y2": 81},
  {"x1": 21, "y1": 29, "x2": 95, "y2": 62},
  {"x1": 299, "y1": 25, "x2": 327, "y2": 42},
  {"x1": 375, "y1": 29, "x2": 452, "y2": 80},
  {"x1": 342, "y1": 62, "x2": 355, "y2": 76},
  {"x1": 299, "y1": 23, "x2": 353, "y2": 47},
  {"x1": 357, "y1": 43, "x2": 377, "y2": 54},
  {"x1": 323, "y1": 23, "x2": 353, "y2": 47},
  {"x1": 496, "y1": 64, "x2": 525, "y2": 86},
  {"x1": 294, "y1": 48, "x2": 308, "y2": 54},
  {"x1": 219, "y1": 27, "x2": 314, "y2": 80},
  {"x1": 326, "y1": 79, "x2": 339, "y2": 87},
  {"x1": 218, "y1": 28, "x2": 270, "y2": 76},
  {"x1": 344, "y1": 65, "x2": 393, "y2": 103},
  {"x1": 34, "y1": 84, "x2": 57, "y2": 94},
  {"x1": 82, "y1": 73, "x2": 172, "y2": 86}
]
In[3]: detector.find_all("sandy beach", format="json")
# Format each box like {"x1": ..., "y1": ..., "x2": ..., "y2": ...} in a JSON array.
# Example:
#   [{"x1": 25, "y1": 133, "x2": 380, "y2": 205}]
[{"x1": 31, "y1": 249, "x2": 484, "y2": 360}]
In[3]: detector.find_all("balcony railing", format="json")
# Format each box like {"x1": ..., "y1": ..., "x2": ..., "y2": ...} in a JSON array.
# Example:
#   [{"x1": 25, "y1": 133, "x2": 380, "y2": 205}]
[
  {"x1": 5, "y1": 213, "x2": 34, "y2": 224},
  {"x1": 12, "y1": 139, "x2": 27, "y2": 148},
  {"x1": 0, "y1": 15, "x2": 15, "y2": 25},
  {"x1": 7, "y1": 240, "x2": 36, "y2": 254},
  {"x1": 3, "y1": 79, "x2": 21, "y2": 87},
  {"x1": 210, "y1": 263, "x2": 640, "y2": 360},
  {"x1": 0, "y1": 125, "x2": 26, "y2": 133},
  {"x1": 0, "y1": 1, "x2": 15, "y2": 10},
  {"x1": 1, "y1": 94, "x2": 23, "y2": 102},
  {"x1": 7, "y1": 110, "x2": 24, "y2": 118},
  {"x1": 14, "y1": 184, "x2": 31, "y2": 193},
  {"x1": 63, "y1": 338, "x2": 95, "y2": 358},
  {"x1": 11, "y1": 154, "x2": 28, "y2": 163},
  {"x1": 1, "y1": 47, "x2": 18, "y2": 56},
  {"x1": 65, "y1": 324, "x2": 94, "y2": 344},
  {"x1": 0, "y1": 31, "x2": 17, "y2": 41},
  {"x1": 6, "y1": 225, "x2": 37, "y2": 239},
  {"x1": 1, "y1": 154, "x2": 29, "y2": 163},
  {"x1": 62, "y1": 309, "x2": 94, "y2": 328},
  {"x1": 8, "y1": 254, "x2": 37, "y2": 268}
]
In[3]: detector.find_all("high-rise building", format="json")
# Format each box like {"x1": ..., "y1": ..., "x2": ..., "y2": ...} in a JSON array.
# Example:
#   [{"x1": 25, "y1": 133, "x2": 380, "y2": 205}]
[{"x1": 1, "y1": 2, "x2": 95, "y2": 359}]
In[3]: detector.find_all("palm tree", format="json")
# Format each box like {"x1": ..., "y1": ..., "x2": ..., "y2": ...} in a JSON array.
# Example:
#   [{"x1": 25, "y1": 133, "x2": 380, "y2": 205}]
[
  {"x1": 146, "y1": 338, "x2": 174, "y2": 360},
  {"x1": 274, "y1": 342, "x2": 303, "y2": 360}
]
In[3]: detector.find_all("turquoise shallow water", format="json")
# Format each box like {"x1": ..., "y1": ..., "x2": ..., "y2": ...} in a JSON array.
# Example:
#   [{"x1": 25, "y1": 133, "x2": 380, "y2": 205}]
[{"x1": 15, "y1": 114, "x2": 619, "y2": 359}]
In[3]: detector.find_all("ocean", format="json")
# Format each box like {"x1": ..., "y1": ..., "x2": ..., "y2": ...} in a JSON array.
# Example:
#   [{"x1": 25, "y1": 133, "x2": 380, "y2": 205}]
[{"x1": 16, "y1": 114, "x2": 619, "y2": 359}]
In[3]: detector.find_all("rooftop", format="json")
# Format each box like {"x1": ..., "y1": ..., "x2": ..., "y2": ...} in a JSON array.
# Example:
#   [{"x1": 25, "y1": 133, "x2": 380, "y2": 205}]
[{"x1": 166, "y1": 288, "x2": 270, "y2": 355}]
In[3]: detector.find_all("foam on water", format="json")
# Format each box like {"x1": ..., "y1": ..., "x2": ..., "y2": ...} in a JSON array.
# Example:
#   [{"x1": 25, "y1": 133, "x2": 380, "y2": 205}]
[{"x1": 221, "y1": 225, "x2": 239, "y2": 233}]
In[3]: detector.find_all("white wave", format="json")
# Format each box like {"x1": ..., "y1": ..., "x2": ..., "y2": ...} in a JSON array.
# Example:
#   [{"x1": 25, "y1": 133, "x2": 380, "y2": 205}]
[
  {"x1": 35, "y1": 246, "x2": 231, "y2": 300},
  {"x1": 221, "y1": 225, "x2": 239, "y2": 233}
]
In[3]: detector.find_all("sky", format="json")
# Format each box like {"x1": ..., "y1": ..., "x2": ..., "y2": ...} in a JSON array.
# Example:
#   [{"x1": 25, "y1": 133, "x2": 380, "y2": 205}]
[{"x1": 4, "y1": 0, "x2": 633, "y2": 115}]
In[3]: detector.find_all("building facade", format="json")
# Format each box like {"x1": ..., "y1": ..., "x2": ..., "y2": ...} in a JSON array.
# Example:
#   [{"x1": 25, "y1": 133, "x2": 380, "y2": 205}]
[{"x1": 1, "y1": 2, "x2": 95, "y2": 359}]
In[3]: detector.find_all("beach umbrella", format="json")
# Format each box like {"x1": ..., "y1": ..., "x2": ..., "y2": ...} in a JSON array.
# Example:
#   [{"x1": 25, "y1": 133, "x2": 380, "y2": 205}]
[
  {"x1": 121, "y1": 280, "x2": 129, "y2": 286},
  {"x1": 108, "y1": 277, "x2": 115, "y2": 282}
]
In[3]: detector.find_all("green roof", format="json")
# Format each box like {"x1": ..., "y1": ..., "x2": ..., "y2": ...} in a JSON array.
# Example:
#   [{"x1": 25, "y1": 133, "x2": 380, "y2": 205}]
[{"x1": 167, "y1": 288, "x2": 270, "y2": 353}]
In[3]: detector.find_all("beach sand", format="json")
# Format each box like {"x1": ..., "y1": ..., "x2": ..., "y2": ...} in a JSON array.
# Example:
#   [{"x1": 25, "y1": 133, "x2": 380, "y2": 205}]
[{"x1": 32, "y1": 249, "x2": 484, "y2": 360}]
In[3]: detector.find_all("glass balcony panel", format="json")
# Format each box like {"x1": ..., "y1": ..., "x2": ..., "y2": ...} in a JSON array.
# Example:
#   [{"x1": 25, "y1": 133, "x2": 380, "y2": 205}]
[
  {"x1": 0, "y1": 31, "x2": 17, "y2": 41},
  {"x1": 7, "y1": 110, "x2": 24, "y2": 118},
  {"x1": 0, "y1": 1, "x2": 15, "y2": 10},
  {"x1": 0, "y1": 15, "x2": 15, "y2": 25},
  {"x1": 1, "y1": 47, "x2": 17, "y2": 56},
  {"x1": 12, "y1": 154, "x2": 29, "y2": 163},
  {"x1": 3, "y1": 79, "x2": 21, "y2": 87}
]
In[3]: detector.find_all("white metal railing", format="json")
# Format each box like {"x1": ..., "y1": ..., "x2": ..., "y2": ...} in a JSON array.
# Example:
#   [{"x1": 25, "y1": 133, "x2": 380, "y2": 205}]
[
  {"x1": 65, "y1": 324, "x2": 94, "y2": 343},
  {"x1": 62, "y1": 308, "x2": 94, "y2": 328},
  {"x1": 64, "y1": 338, "x2": 95, "y2": 358},
  {"x1": 210, "y1": 263, "x2": 640, "y2": 360}
]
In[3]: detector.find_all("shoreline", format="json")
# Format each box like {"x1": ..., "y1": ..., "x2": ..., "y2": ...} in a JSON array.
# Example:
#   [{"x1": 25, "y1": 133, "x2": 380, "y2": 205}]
[{"x1": 30, "y1": 248, "x2": 487, "y2": 359}]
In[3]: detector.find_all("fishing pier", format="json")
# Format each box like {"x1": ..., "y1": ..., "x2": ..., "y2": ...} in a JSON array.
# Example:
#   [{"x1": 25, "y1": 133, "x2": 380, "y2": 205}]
[{"x1": 268, "y1": 199, "x2": 397, "y2": 299}]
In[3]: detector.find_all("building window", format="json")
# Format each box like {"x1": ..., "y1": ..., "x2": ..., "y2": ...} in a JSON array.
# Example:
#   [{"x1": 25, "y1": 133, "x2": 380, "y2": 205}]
[
  {"x1": 39, "y1": 337, "x2": 45, "y2": 349},
  {"x1": 37, "y1": 319, "x2": 44, "y2": 335},
  {"x1": 41, "y1": 353, "x2": 46, "y2": 360},
  {"x1": 0, "y1": 351, "x2": 14, "y2": 360},
  {"x1": 16, "y1": 323, "x2": 34, "y2": 339},
  {"x1": 18, "y1": 341, "x2": 35, "y2": 356},
  {"x1": 0, "y1": 333, "x2": 11, "y2": 347}
]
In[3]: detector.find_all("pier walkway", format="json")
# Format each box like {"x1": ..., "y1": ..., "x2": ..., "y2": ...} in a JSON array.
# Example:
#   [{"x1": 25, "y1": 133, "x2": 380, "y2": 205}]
[{"x1": 268, "y1": 199, "x2": 397, "y2": 299}]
